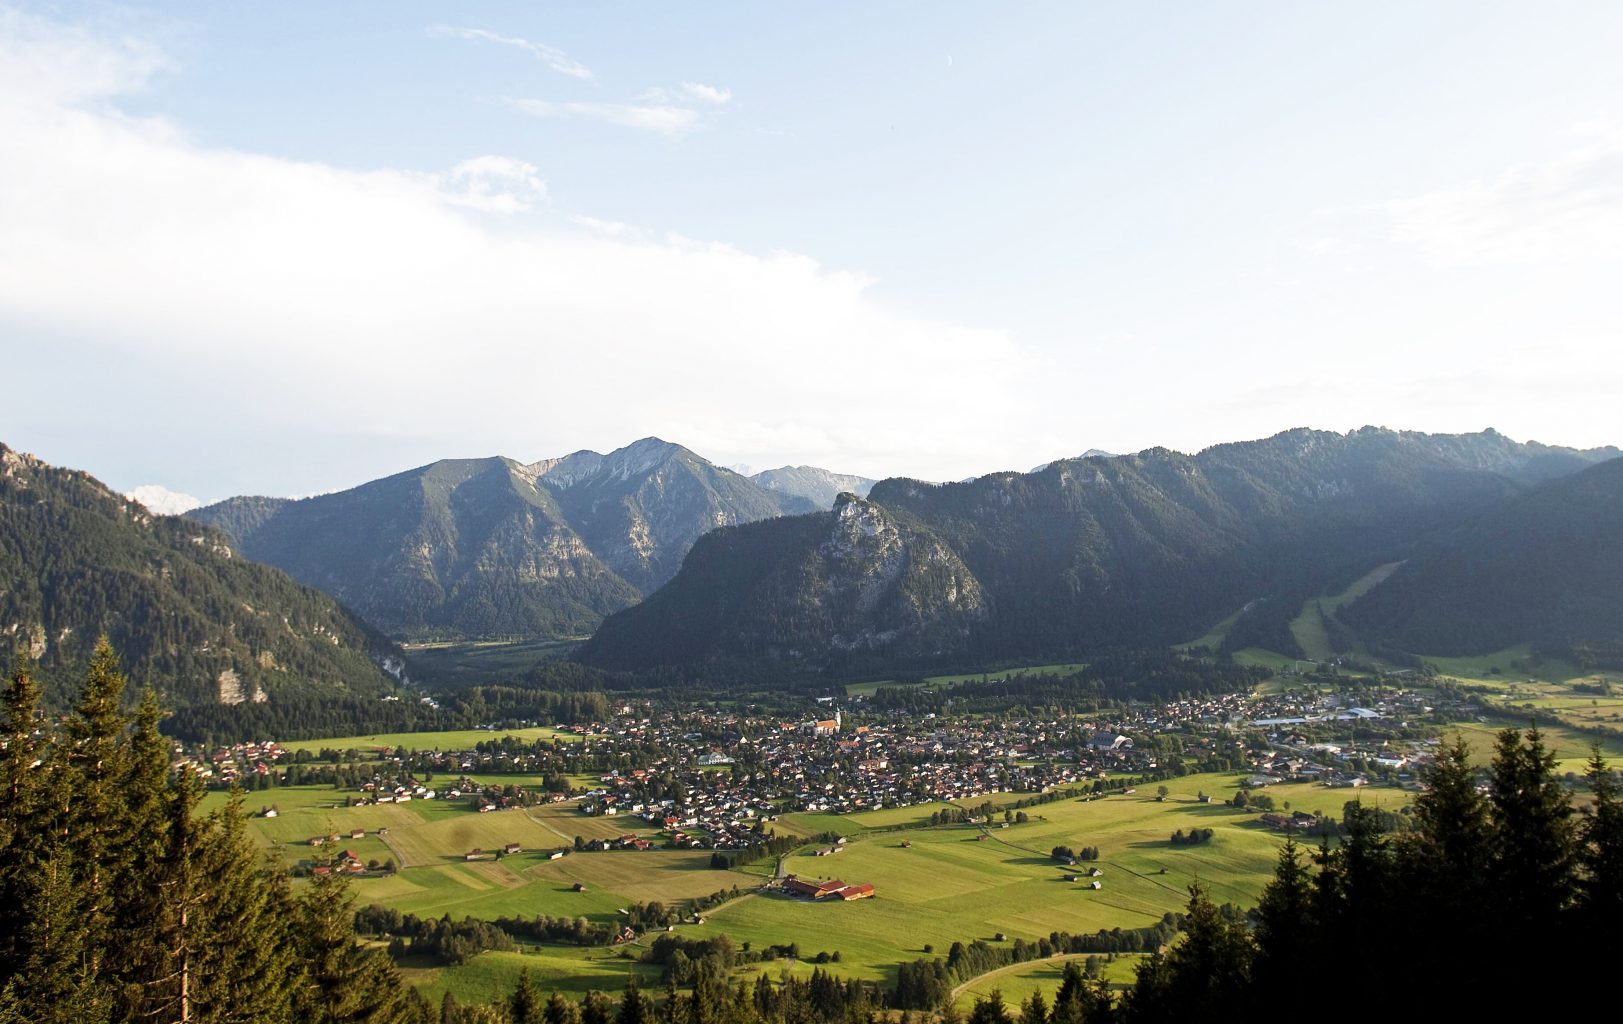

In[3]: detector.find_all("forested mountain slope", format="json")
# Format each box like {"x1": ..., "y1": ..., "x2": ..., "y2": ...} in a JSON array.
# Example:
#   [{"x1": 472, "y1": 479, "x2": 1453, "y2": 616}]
[
  {"x1": 583, "y1": 427, "x2": 1619, "y2": 673},
  {"x1": 1343, "y1": 454, "x2": 1623, "y2": 659},
  {"x1": 0, "y1": 443, "x2": 399, "y2": 706},
  {"x1": 581, "y1": 494, "x2": 985, "y2": 673}
]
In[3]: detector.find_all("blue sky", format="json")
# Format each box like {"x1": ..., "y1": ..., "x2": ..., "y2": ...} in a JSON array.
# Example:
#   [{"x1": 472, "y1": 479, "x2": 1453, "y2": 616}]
[{"x1": 3, "y1": 2, "x2": 1622, "y2": 507}]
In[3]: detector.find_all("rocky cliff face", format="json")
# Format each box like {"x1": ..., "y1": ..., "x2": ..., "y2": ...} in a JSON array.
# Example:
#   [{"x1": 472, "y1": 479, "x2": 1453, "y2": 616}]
[
  {"x1": 582, "y1": 427, "x2": 1621, "y2": 673},
  {"x1": 546, "y1": 439, "x2": 817, "y2": 593},
  {"x1": 191, "y1": 438, "x2": 815, "y2": 640},
  {"x1": 580, "y1": 493, "x2": 985, "y2": 672}
]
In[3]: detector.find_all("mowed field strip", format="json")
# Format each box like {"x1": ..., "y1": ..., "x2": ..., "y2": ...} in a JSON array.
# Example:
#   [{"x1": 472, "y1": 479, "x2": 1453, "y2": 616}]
[{"x1": 233, "y1": 771, "x2": 1413, "y2": 1002}]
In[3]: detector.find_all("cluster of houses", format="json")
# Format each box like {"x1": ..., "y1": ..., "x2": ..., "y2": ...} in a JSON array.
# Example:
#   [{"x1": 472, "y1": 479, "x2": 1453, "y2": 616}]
[
  {"x1": 179, "y1": 739, "x2": 288, "y2": 784},
  {"x1": 190, "y1": 680, "x2": 1456, "y2": 872}
]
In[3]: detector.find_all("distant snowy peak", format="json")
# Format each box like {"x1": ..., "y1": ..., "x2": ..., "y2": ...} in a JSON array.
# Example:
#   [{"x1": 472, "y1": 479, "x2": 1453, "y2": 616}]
[
  {"x1": 125, "y1": 484, "x2": 203, "y2": 515},
  {"x1": 751, "y1": 466, "x2": 877, "y2": 509}
]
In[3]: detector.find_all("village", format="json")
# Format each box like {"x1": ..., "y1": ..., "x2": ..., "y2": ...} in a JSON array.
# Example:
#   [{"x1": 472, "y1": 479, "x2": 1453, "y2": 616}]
[{"x1": 173, "y1": 679, "x2": 1454, "y2": 865}]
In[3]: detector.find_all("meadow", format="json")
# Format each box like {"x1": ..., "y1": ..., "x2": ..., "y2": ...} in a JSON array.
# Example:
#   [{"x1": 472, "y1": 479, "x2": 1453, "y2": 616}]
[
  {"x1": 279, "y1": 726, "x2": 582, "y2": 755},
  {"x1": 230, "y1": 771, "x2": 1412, "y2": 1005},
  {"x1": 677, "y1": 775, "x2": 1403, "y2": 985},
  {"x1": 950, "y1": 953, "x2": 1145, "y2": 1010},
  {"x1": 402, "y1": 638, "x2": 583, "y2": 689},
  {"x1": 843, "y1": 663, "x2": 1091, "y2": 697}
]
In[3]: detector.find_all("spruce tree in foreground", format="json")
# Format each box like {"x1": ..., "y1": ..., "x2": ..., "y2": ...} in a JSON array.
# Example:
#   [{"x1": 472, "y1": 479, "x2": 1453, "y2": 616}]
[{"x1": 0, "y1": 640, "x2": 418, "y2": 1024}]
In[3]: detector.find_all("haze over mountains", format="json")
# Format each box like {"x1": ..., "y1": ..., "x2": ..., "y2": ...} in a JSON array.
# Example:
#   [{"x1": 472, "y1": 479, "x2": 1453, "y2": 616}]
[
  {"x1": 8, "y1": 425, "x2": 1622, "y2": 707},
  {"x1": 189, "y1": 438, "x2": 824, "y2": 641},
  {"x1": 584, "y1": 428, "x2": 1623, "y2": 675},
  {"x1": 750, "y1": 466, "x2": 877, "y2": 508}
]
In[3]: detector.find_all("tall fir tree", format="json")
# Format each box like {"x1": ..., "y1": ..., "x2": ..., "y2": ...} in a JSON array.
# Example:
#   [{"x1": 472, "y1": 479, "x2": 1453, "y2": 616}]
[
  {"x1": 294, "y1": 865, "x2": 413, "y2": 1024},
  {"x1": 189, "y1": 789, "x2": 298, "y2": 1023},
  {"x1": 1578, "y1": 750, "x2": 1623, "y2": 927},
  {"x1": 51, "y1": 636, "x2": 131, "y2": 1022},
  {"x1": 1123, "y1": 885, "x2": 1252, "y2": 1024},
  {"x1": 1487, "y1": 726, "x2": 1578, "y2": 929},
  {"x1": 1250, "y1": 838, "x2": 1314, "y2": 995},
  {"x1": 511, "y1": 968, "x2": 544, "y2": 1024},
  {"x1": 0, "y1": 650, "x2": 49, "y2": 971}
]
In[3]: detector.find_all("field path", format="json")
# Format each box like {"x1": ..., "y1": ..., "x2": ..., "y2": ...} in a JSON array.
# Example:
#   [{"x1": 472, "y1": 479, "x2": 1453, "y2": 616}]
[
  {"x1": 522, "y1": 804, "x2": 578, "y2": 843},
  {"x1": 949, "y1": 953, "x2": 1092, "y2": 1002},
  {"x1": 377, "y1": 830, "x2": 412, "y2": 868}
]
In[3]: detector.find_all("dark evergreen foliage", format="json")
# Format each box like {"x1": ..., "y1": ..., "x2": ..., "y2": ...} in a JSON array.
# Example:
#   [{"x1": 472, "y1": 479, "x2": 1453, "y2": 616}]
[
  {"x1": 1343, "y1": 454, "x2": 1623, "y2": 656},
  {"x1": 0, "y1": 443, "x2": 399, "y2": 707},
  {"x1": 0, "y1": 642, "x2": 419, "y2": 1022},
  {"x1": 584, "y1": 428, "x2": 1620, "y2": 674}
]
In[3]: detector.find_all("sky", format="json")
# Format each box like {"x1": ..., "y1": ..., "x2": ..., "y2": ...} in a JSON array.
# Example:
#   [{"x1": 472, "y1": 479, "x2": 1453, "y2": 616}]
[{"x1": 3, "y1": 2, "x2": 1622, "y2": 509}]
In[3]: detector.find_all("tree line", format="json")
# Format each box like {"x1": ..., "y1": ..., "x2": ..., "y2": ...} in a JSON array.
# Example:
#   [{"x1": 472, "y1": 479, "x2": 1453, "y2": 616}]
[{"x1": 0, "y1": 640, "x2": 431, "y2": 1022}]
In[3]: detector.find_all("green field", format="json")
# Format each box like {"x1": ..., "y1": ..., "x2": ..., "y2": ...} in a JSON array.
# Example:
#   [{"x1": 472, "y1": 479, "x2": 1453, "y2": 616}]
[
  {"x1": 400, "y1": 947, "x2": 657, "y2": 1006},
  {"x1": 403, "y1": 638, "x2": 582, "y2": 688},
  {"x1": 1266, "y1": 562, "x2": 1404, "y2": 666},
  {"x1": 677, "y1": 776, "x2": 1403, "y2": 986},
  {"x1": 279, "y1": 726, "x2": 582, "y2": 755},
  {"x1": 951, "y1": 954, "x2": 1145, "y2": 1010},
  {"x1": 231, "y1": 771, "x2": 1410, "y2": 1004},
  {"x1": 1443, "y1": 721, "x2": 1623, "y2": 775},
  {"x1": 845, "y1": 663, "x2": 1090, "y2": 697},
  {"x1": 1177, "y1": 606, "x2": 1247, "y2": 653}
]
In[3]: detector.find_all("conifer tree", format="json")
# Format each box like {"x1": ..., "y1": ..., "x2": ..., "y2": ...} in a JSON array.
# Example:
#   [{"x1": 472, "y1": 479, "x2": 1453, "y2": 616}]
[
  {"x1": 616, "y1": 978, "x2": 651, "y2": 1024},
  {"x1": 1407, "y1": 734, "x2": 1490, "y2": 912},
  {"x1": 294, "y1": 868, "x2": 413, "y2": 1024},
  {"x1": 60, "y1": 637, "x2": 131, "y2": 997},
  {"x1": 1579, "y1": 750, "x2": 1623, "y2": 920},
  {"x1": 511, "y1": 968, "x2": 544, "y2": 1024},
  {"x1": 0, "y1": 846, "x2": 110, "y2": 1024},
  {"x1": 0, "y1": 650, "x2": 49, "y2": 970},
  {"x1": 544, "y1": 992, "x2": 583, "y2": 1024},
  {"x1": 967, "y1": 990, "x2": 1011, "y2": 1024},
  {"x1": 191, "y1": 788, "x2": 298, "y2": 1023},
  {"x1": 111, "y1": 687, "x2": 178, "y2": 1019},
  {"x1": 1047, "y1": 962, "x2": 1086, "y2": 1024},
  {"x1": 1488, "y1": 726, "x2": 1577, "y2": 928},
  {"x1": 1250, "y1": 839, "x2": 1314, "y2": 994},
  {"x1": 580, "y1": 990, "x2": 615, "y2": 1024},
  {"x1": 1016, "y1": 989, "x2": 1046, "y2": 1024},
  {"x1": 1123, "y1": 885, "x2": 1252, "y2": 1023}
]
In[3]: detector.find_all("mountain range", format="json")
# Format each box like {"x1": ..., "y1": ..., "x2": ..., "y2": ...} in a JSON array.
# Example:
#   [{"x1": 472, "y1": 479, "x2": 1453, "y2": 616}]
[
  {"x1": 189, "y1": 438, "x2": 826, "y2": 641},
  {"x1": 582, "y1": 428, "x2": 1623, "y2": 674},
  {"x1": 11, "y1": 425, "x2": 1622, "y2": 703},
  {"x1": 0, "y1": 443, "x2": 401, "y2": 706}
]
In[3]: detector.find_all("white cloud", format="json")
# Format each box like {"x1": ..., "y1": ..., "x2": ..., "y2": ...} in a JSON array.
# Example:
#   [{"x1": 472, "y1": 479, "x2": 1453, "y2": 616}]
[
  {"x1": 431, "y1": 155, "x2": 547, "y2": 213},
  {"x1": 680, "y1": 82, "x2": 731, "y2": 105},
  {"x1": 0, "y1": 11, "x2": 1028, "y2": 488},
  {"x1": 502, "y1": 96, "x2": 701, "y2": 138},
  {"x1": 640, "y1": 82, "x2": 732, "y2": 106},
  {"x1": 429, "y1": 26, "x2": 593, "y2": 81},
  {"x1": 126, "y1": 484, "x2": 202, "y2": 515},
  {"x1": 568, "y1": 215, "x2": 635, "y2": 237},
  {"x1": 1317, "y1": 126, "x2": 1623, "y2": 268}
]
